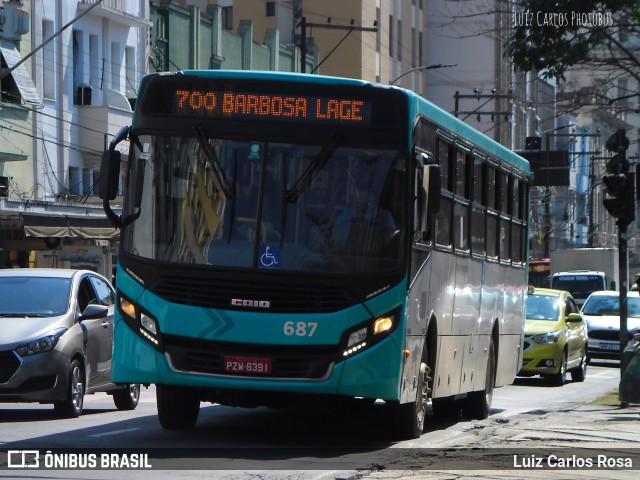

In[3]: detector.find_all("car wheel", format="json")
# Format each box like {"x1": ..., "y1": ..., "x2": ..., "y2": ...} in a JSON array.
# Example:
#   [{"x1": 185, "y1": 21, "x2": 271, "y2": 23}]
[
  {"x1": 551, "y1": 350, "x2": 567, "y2": 386},
  {"x1": 156, "y1": 384, "x2": 200, "y2": 429},
  {"x1": 570, "y1": 356, "x2": 587, "y2": 382},
  {"x1": 113, "y1": 384, "x2": 141, "y2": 410},
  {"x1": 54, "y1": 359, "x2": 85, "y2": 418}
]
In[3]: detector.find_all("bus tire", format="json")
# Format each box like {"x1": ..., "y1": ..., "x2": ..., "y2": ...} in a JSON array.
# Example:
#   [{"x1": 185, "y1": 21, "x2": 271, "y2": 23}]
[
  {"x1": 462, "y1": 336, "x2": 495, "y2": 420},
  {"x1": 156, "y1": 384, "x2": 200, "y2": 429},
  {"x1": 393, "y1": 362, "x2": 429, "y2": 439}
]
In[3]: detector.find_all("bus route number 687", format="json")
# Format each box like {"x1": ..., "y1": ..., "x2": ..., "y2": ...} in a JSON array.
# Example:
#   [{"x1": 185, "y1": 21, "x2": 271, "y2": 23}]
[{"x1": 284, "y1": 321, "x2": 317, "y2": 337}]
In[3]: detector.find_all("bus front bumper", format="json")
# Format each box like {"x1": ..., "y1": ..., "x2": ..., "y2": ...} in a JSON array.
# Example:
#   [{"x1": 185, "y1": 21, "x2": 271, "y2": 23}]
[{"x1": 112, "y1": 318, "x2": 403, "y2": 401}]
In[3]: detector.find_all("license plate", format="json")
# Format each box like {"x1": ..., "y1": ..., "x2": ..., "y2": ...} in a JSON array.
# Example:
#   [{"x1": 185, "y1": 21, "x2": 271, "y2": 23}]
[
  {"x1": 599, "y1": 342, "x2": 620, "y2": 351},
  {"x1": 224, "y1": 356, "x2": 272, "y2": 374}
]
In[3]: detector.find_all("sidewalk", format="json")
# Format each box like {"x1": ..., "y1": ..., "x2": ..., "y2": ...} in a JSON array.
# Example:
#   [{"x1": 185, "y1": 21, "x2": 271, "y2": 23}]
[{"x1": 353, "y1": 393, "x2": 640, "y2": 480}]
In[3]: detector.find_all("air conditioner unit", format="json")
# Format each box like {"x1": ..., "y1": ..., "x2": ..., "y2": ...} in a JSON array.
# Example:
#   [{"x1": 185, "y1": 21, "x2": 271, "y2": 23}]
[
  {"x1": 0, "y1": 1, "x2": 29, "y2": 41},
  {"x1": 74, "y1": 84, "x2": 92, "y2": 106}
]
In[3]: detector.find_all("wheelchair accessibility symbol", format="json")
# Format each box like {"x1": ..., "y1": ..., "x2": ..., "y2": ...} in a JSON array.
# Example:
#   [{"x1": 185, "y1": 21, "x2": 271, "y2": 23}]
[{"x1": 259, "y1": 245, "x2": 281, "y2": 268}]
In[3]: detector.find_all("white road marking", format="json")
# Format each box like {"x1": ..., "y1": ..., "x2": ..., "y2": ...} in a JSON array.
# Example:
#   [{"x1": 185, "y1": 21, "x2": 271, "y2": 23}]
[{"x1": 88, "y1": 427, "x2": 140, "y2": 437}]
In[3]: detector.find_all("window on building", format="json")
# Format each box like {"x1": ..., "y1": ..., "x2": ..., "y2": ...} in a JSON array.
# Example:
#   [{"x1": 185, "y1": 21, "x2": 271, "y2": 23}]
[
  {"x1": 125, "y1": 46, "x2": 136, "y2": 98},
  {"x1": 266, "y1": 1, "x2": 275, "y2": 17},
  {"x1": 43, "y1": 20, "x2": 55, "y2": 99},
  {"x1": 389, "y1": 15, "x2": 394, "y2": 58},
  {"x1": 412, "y1": 28, "x2": 416, "y2": 67},
  {"x1": 89, "y1": 35, "x2": 99, "y2": 90},
  {"x1": 397, "y1": 19, "x2": 402, "y2": 62},
  {"x1": 69, "y1": 167, "x2": 81, "y2": 196},
  {"x1": 111, "y1": 42, "x2": 121, "y2": 92},
  {"x1": 83, "y1": 168, "x2": 93, "y2": 195},
  {"x1": 222, "y1": 6, "x2": 233, "y2": 30}
]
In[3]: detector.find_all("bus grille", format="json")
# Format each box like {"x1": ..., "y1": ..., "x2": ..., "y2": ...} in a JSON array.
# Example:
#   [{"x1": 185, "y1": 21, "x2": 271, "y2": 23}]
[
  {"x1": 164, "y1": 335, "x2": 339, "y2": 379},
  {"x1": 0, "y1": 351, "x2": 20, "y2": 383},
  {"x1": 149, "y1": 276, "x2": 358, "y2": 313}
]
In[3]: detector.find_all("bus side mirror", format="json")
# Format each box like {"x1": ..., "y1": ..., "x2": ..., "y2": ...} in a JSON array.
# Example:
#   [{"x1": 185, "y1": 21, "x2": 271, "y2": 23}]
[
  {"x1": 99, "y1": 149, "x2": 121, "y2": 201},
  {"x1": 424, "y1": 163, "x2": 441, "y2": 215}
]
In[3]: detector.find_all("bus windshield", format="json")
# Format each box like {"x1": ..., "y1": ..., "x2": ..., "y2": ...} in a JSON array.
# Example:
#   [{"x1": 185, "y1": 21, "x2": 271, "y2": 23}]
[{"x1": 122, "y1": 133, "x2": 407, "y2": 274}]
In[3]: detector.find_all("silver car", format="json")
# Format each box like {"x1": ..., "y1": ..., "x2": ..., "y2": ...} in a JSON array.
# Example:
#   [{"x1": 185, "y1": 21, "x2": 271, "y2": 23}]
[
  {"x1": 580, "y1": 290, "x2": 640, "y2": 361},
  {"x1": 0, "y1": 268, "x2": 140, "y2": 417}
]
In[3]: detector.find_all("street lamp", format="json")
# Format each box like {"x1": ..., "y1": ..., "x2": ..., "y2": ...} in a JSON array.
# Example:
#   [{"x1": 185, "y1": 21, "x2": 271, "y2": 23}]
[{"x1": 390, "y1": 63, "x2": 457, "y2": 85}]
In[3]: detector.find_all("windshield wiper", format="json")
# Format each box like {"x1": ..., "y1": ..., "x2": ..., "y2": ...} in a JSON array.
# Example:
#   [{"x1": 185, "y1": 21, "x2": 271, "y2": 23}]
[
  {"x1": 286, "y1": 133, "x2": 342, "y2": 203},
  {"x1": 194, "y1": 125, "x2": 234, "y2": 199}
]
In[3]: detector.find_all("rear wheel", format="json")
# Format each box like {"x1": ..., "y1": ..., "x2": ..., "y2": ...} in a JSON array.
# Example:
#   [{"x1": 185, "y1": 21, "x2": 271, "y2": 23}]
[
  {"x1": 54, "y1": 359, "x2": 85, "y2": 418},
  {"x1": 570, "y1": 355, "x2": 587, "y2": 382},
  {"x1": 113, "y1": 384, "x2": 141, "y2": 410},
  {"x1": 462, "y1": 336, "x2": 496, "y2": 420},
  {"x1": 156, "y1": 385, "x2": 200, "y2": 429}
]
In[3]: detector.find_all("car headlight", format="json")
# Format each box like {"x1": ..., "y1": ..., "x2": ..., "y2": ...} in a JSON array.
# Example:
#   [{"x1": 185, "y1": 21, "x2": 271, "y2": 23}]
[
  {"x1": 119, "y1": 295, "x2": 161, "y2": 349},
  {"x1": 530, "y1": 330, "x2": 562, "y2": 344},
  {"x1": 15, "y1": 327, "x2": 67, "y2": 357}
]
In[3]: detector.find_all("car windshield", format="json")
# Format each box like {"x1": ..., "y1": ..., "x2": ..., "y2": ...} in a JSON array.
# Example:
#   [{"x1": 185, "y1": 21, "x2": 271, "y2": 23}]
[
  {"x1": 0, "y1": 276, "x2": 71, "y2": 317},
  {"x1": 526, "y1": 294, "x2": 560, "y2": 321},
  {"x1": 121, "y1": 134, "x2": 407, "y2": 274},
  {"x1": 581, "y1": 295, "x2": 640, "y2": 317}
]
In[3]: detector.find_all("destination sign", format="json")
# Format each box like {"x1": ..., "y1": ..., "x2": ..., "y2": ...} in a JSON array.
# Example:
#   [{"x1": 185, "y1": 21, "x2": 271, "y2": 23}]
[{"x1": 173, "y1": 90, "x2": 372, "y2": 125}]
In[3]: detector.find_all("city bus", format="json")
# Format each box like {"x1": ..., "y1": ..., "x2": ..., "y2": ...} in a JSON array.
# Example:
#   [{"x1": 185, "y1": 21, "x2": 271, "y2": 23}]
[
  {"x1": 528, "y1": 258, "x2": 551, "y2": 288},
  {"x1": 100, "y1": 70, "x2": 531, "y2": 439}
]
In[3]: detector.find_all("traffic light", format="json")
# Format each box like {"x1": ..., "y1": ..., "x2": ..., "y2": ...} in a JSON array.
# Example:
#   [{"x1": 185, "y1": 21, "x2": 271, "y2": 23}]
[
  {"x1": 603, "y1": 129, "x2": 634, "y2": 226},
  {"x1": 603, "y1": 172, "x2": 635, "y2": 225}
]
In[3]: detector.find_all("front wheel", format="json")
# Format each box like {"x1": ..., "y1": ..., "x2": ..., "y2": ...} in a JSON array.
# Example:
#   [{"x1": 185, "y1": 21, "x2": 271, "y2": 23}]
[
  {"x1": 551, "y1": 350, "x2": 567, "y2": 386},
  {"x1": 54, "y1": 359, "x2": 85, "y2": 418},
  {"x1": 391, "y1": 362, "x2": 429, "y2": 439},
  {"x1": 156, "y1": 385, "x2": 200, "y2": 430},
  {"x1": 113, "y1": 384, "x2": 141, "y2": 410},
  {"x1": 462, "y1": 336, "x2": 495, "y2": 420}
]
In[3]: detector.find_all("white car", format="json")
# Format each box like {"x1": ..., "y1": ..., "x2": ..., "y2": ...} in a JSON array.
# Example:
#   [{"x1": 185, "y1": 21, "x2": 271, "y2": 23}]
[{"x1": 580, "y1": 290, "x2": 640, "y2": 361}]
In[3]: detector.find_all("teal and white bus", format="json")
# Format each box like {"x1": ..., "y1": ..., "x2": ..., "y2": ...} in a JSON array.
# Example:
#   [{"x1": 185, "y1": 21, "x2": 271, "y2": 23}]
[{"x1": 100, "y1": 71, "x2": 531, "y2": 439}]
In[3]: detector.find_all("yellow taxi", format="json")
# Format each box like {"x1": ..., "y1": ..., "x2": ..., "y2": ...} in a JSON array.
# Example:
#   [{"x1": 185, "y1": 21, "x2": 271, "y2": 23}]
[{"x1": 519, "y1": 287, "x2": 588, "y2": 385}]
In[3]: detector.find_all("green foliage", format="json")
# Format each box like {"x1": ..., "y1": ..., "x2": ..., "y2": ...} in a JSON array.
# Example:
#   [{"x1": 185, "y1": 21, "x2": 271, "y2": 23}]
[{"x1": 506, "y1": 0, "x2": 640, "y2": 80}]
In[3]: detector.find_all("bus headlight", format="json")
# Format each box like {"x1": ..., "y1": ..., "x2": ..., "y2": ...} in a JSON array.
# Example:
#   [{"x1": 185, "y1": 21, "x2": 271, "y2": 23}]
[
  {"x1": 341, "y1": 308, "x2": 400, "y2": 358},
  {"x1": 118, "y1": 294, "x2": 162, "y2": 349}
]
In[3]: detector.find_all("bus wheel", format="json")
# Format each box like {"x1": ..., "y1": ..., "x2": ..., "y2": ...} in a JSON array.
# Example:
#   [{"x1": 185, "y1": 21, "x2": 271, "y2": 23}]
[
  {"x1": 462, "y1": 336, "x2": 496, "y2": 420},
  {"x1": 393, "y1": 362, "x2": 429, "y2": 439},
  {"x1": 156, "y1": 385, "x2": 200, "y2": 429}
]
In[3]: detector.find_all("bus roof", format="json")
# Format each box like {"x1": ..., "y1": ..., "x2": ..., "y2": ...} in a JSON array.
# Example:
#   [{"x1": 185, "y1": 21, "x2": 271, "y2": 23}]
[{"x1": 160, "y1": 70, "x2": 531, "y2": 176}]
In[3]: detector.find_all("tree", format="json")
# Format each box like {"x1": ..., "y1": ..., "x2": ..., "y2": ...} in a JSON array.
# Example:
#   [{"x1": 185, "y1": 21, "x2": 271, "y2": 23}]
[{"x1": 507, "y1": 0, "x2": 640, "y2": 81}]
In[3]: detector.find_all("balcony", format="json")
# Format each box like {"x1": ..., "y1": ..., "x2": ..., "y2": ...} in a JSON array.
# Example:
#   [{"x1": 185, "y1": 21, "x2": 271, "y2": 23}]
[
  {"x1": 78, "y1": 0, "x2": 151, "y2": 27},
  {"x1": 77, "y1": 89, "x2": 133, "y2": 155}
]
